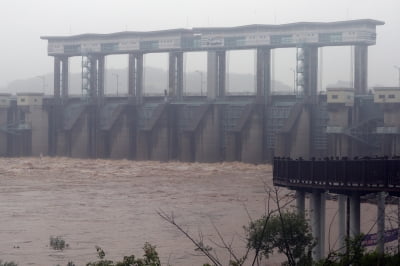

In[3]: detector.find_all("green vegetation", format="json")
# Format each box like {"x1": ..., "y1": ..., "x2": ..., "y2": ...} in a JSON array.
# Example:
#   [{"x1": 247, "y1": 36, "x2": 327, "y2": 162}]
[
  {"x1": 0, "y1": 261, "x2": 18, "y2": 266},
  {"x1": 317, "y1": 235, "x2": 400, "y2": 266},
  {"x1": 50, "y1": 236, "x2": 68, "y2": 250},
  {"x1": 245, "y1": 211, "x2": 314, "y2": 265},
  {"x1": 86, "y1": 243, "x2": 161, "y2": 266}
]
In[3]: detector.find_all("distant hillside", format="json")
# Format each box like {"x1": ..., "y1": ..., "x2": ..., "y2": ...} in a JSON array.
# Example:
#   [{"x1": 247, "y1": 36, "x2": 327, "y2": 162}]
[{"x1": 1, "y1": 67, "x2": 291, "y2": 95}]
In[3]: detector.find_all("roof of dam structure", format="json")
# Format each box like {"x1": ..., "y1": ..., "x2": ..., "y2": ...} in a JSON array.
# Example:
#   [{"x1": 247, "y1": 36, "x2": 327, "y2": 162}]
[{"x1": 40, "y1": 19, "x2": 385, "y2": 56}]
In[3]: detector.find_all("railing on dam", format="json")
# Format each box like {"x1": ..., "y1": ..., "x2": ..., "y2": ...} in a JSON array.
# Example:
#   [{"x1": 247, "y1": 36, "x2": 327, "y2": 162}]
[{"x1": 273, "y1": 157, "x2": 400, "y2": 196}]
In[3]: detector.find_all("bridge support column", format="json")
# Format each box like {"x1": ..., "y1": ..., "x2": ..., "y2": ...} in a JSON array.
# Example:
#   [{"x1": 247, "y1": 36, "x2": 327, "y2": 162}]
[
  {"x1": 354, "y1": 45, "x2": 368, "y2": 95},
  {"x1": 377, "y1": 192, "x2": 386, "y2": 254},
  {"x1": 311, "y1": 190, "x2": 323, "y2": 261},
  {"x1": 320, "y1": 192, "x2": 326, "y2": 257},
  {"x1": 296, "y1": 190, "x2": 305, "y2": 217},
  {"x1": 350, "y1": 192, "x2": 361, "y2": 237},
  {"x1": 338, "y1": 195, "x2": 347, "y2": 248},
  {"x1": 128, "y1": 53, "x2": 144, "y2": 104},
  {"x1": 207, "y1": 50, "x2": 226, "y2": 100},
  {"x1": 168, "y1": 52, "x2": 184, "y2": 100},
  {"x1": 256, "y1": 48, "x2": 271, "y2": 104}
]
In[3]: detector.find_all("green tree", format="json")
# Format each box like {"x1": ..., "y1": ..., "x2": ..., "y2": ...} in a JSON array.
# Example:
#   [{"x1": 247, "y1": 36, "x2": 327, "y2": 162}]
[
  {"x1": 86, "y1": 243, "x2": 161, "y2": 266},
  {"x1": 245, "y1": 211, "x2": 314, "y2": 265}
]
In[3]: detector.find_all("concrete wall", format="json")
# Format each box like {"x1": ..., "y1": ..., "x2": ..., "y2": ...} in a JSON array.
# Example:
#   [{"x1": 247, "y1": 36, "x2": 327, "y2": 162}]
[
  {"x1": 383, "y1": 106, "x2": 400, "y2": 126},
  {"x1": 149, "y1": 112, "x2": 170, "y2": 161},
  {"x1": 224, "y1": 132, "x2": 238, "y2": 162},
  {"x1": 135, "y1": 106, "x2": 176, "y2": 161},
  {"x1": 327, "y1": 105, "x2": 352, "y2": 157},
  {"x1": 178, "y1": 132, "x2": 194, "y2": 162},
  {"x1": 70, "y1": 112, "x2": 89, "y2": 158},
  {"x1": 136, "y1": 131, "x2": 150, "y2": 160},
  {"x1": 29, "y1": 106, "x2": 49, "y2": 156},
  {"x1": 289, "y1": 106, "x2": 311, "y2": 159},
  {"x1": 56, "y1": 131, "x2": 68, "y2": 156},
  {"x1": 241, "y1": 109, "x2": 263, "y2": 163},
  {"x1": 0, "y1": 108, "x2": 8, "y2": 156},
  {"x1": 381, "y1": 104, "x2": 400, "y2": 156},
  {"x1": 109, "y1": 114, "x2": 131, "y2": 159},
  {"x1": 328, "y1": 107, "x2": 350, "y2": 127},
  {"x1": 274, "y1": 104, "x2": 311, "y2": 159},
  {"x1": 195, "y1": 105, "x2": 221, "y2": 162}
]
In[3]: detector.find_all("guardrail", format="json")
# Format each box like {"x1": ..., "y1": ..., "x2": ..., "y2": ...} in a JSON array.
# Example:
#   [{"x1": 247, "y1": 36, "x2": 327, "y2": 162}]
[{"x1": 273, "y1": 157, "x2": 400, "y2": 195}]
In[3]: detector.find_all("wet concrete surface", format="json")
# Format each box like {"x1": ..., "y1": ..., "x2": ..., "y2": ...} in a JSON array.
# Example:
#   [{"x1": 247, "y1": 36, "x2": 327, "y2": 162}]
[{"x1": 0, "y1": 158, "x2": 272, "y2": 265}]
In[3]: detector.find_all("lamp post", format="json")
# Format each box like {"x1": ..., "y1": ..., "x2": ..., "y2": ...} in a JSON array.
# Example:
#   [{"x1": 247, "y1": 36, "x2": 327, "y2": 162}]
[
  {"x1": 112, "y1": 73, "x2": 119, "y2": 95},
  {"x1": 394, "y1": 66, "x2": 400, "y2": 88},
  {"x1": 37, "y1": 75, "x2": 46, "y2": 94},
  {"x1": 195, "y1": 70, "x2": 204, "y2": 96},
  {"x1": 290, "y1": 68, "x2": 296, "y2": 94}
]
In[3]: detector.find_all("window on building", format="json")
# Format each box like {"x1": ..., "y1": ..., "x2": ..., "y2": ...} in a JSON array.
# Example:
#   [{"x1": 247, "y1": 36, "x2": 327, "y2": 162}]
[
  {"x1": 331, "y1": 95, "x2": 338, "y2": 99},
  {"x1": 379, "y1": 95, "x2": 385, "y2": 99},
  {"x1": 388, "y1": 94, "x2": 395, "y2": 99}
]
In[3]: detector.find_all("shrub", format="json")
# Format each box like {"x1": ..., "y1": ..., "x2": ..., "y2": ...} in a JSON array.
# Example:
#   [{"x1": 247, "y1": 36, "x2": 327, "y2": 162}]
[
  {"x1": 50, "y1": 236, "x2": 68, "y2": 250},
  {"x1": 0, "y1": 261, "x2": 18, "y2": 266}
]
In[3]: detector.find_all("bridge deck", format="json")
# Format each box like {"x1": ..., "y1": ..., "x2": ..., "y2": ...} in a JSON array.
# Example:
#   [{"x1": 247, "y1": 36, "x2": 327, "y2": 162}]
[{"x1": 273, "y1": 157, "x2": 400, "y2": 196}]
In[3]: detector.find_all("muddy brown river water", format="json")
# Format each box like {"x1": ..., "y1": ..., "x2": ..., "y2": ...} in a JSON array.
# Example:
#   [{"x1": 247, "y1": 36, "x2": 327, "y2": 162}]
[
  {"x1": 0, "y1": 158, "x2": 273, "y2": 265},
  {"x1": 0, "y1": 158, "x2": 392, "y2": 266}
]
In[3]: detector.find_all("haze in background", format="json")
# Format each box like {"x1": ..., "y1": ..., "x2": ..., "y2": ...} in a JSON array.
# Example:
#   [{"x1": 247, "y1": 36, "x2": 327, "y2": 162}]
[{"x1": 0, "y1": 0, "x2": 399, "y2": 93}]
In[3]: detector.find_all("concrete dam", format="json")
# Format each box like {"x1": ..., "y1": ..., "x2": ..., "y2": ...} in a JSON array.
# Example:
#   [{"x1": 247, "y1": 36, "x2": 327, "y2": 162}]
[{"x1": 2, "y1": 19, "x2": 399, "y2": 162}]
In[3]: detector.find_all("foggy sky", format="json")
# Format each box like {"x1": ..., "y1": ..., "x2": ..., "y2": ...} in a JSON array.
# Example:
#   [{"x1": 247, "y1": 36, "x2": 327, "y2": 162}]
[{"x1": 0, "y1": 0, "x2": 399, "y2": 91}]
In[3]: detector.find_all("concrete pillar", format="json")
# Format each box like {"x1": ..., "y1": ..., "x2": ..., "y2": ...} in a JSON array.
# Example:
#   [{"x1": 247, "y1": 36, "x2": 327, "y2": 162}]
[
  {"x1": 350, "y1": 192, "x2": 361, "y2": 237},
  {"x1": 54, "y1": 57, "x2": 61, "y2": 98},
  {"x1": 303, "y1": 46, "x2": 318, "y2": 101},
  {"x1": 207, "y1": 51, "x2": 218, "y2": 100},
  {"x1": 128, "y1": 54, "x2": 136, "y2": 97},
  {"x1": 377, "y1": 192, "x2": 386, "y2": 254},
  {"x1": 296, "y1": 190, "x2": 306, "y2": 217},
  {"x1": 129, "y1": 53, "x2": 144, "y2": 104},
  {"x1": 207, "y1": 51, "x2": 226, "y2": 100},
  {"x1": 354, "y1": 45, "x2": 368, "y2": 95},
  {"x1": 256, "y1": 48, "x2": 271, "y2": 104},
  {"x1": 217, "y1": 51, "x2": 226, "y2": 98},
  {"x1": 89, "y1": 56, "x2": 98, "y2": 99},
  {"x1": 168, "y1": 53, "x2": 176, "y2": 97},
  {"x1": 320, "y1": 192, "x2": 326, "y2": 257},
  {"x1": 61, "y1": 57, "x2": 69, "y2": 100},
  {"x1": 311, "y1": 190, "x2": 322, "y2": 261},
  {"x1": 177, "y1": 52, "x2": 184, "y2": 99},
  {"x1": 168, "y1": 52, "x2": 184, "y2": 100},
  {"x1": 98, "y1": 55, "x2": 105, "y2": 100},
  {"x1": 338, "y1": 195, "x2": 347, "y2": 248},
  {"x1": 136, "y1": 54, "x2": 144, "y2": 104}
]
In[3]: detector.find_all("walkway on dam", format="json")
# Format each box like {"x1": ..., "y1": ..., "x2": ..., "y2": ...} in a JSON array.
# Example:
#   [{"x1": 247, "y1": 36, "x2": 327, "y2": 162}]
[{"x1": 273, "y1": 156, "x2": 400, "y2": 196}]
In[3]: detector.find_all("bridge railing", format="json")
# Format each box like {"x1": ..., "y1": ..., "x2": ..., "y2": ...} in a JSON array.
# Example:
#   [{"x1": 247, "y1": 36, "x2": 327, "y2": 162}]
[{"x1": 273, "y1": 157, "x2": 400, "y2": 193}]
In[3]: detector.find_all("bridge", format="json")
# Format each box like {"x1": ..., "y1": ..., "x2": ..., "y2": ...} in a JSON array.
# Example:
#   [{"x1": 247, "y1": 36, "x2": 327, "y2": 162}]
[
  {"x1": 273, "y1": 157, "x2": 400, "y2": 196},
  {"x1": 273, "y1": 156, "x2": 400, "y2": 260}
]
